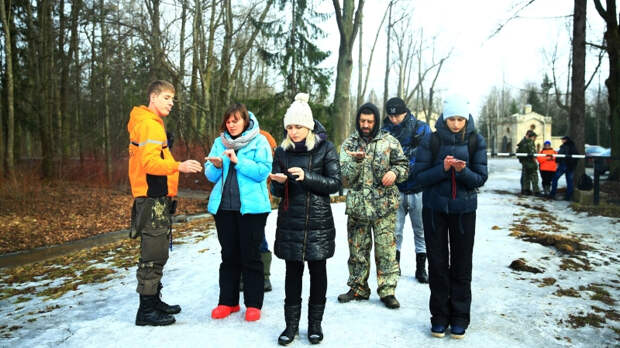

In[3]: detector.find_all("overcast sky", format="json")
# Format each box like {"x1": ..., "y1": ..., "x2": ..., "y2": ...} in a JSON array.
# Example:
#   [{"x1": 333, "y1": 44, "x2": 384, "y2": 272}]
[{"x1": 317, "y1": 0, "x2": 608, "y2": 116}]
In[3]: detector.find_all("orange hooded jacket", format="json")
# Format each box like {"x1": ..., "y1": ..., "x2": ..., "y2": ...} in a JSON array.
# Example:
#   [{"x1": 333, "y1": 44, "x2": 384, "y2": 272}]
[
  {"x1": 128, "y1": 106, "x2": 179, "y2": 198},
  {"x1": 537, "y1": 148, "x2": 557, "y2": 172}
]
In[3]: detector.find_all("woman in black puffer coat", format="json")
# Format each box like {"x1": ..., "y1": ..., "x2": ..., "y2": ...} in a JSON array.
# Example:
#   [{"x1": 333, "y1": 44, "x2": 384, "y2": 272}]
[
  {"x1": 414, "y1": 95, "x2": 487, "y2": 340},
  {"x1": 270, "y1": 93, "x2": 341, "y2": 346}
]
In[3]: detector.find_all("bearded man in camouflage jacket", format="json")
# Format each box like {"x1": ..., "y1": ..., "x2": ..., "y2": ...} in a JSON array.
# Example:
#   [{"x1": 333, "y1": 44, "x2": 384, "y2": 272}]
[{"x1": 337, "y1": 102, "x2": 409, "y2": 309}]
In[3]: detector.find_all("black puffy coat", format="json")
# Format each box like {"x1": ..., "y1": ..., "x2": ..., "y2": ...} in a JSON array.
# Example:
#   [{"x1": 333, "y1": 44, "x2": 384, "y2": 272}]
[{"x1": 271, "y1": 121, "x2": 341, "y2": 261}]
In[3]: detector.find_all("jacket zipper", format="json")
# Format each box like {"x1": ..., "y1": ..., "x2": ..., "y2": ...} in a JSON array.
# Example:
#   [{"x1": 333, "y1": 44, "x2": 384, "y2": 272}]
[{"x1": 302, "y1": 152, "x2": 313, "y2": 260}]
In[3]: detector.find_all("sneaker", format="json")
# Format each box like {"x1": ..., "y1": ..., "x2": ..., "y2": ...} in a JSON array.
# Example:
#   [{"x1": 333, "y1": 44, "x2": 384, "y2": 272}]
[
  {"x1": 380, "y1": 295, "x2": 400, "y2": 309},
  {"x1": 450, "y1": 325, "x2": 466, "y2": 339},
  {"x1": 245, "y1": 307, "x2": 261, "y2": 321},
  {"x1": 337, "y1": 289, "x2": 369, "y2": 303},
  {"x1": 431, "y1": 324, "x2": 446, "y2": 338},
  {"x1": 211, "y1": 304, "x2": 240, "y2": 319}
]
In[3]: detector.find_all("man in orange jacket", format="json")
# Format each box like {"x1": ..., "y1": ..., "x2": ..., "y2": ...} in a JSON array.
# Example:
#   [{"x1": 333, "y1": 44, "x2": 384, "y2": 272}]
[{"x1": 128, "y1": 80, "x2": 202, "y2": 326}]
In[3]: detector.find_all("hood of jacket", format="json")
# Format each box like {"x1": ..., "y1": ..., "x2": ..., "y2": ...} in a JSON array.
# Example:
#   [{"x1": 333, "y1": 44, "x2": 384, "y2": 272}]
[
  {"x1": 355, "y1": 102, "x2": 381, "y2": 140},
  {"x1": 222, "y1": 111, "x2": 260, "y2": 140},
  {"x1": 127, "y1": 106, "x2": 164, "y2": 133}
]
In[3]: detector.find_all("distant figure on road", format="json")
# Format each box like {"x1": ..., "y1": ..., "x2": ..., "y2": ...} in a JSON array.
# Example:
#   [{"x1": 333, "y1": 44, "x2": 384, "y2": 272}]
[
  {"x1": 548, "y1": 136, "x2": 578, "y2": 201},
  {"x1": 516, "y1": 130, "x2": 543, "y2": 196},
  {"x1": 128, "y1": 80, "x2": 202, "y2": 326},
  {"x1": 537, "y1": 140, "x2": 557, "y2": 196}
]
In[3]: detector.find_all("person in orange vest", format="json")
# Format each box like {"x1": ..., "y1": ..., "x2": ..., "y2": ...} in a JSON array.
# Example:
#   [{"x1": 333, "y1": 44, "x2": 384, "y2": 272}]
[
  {"x1": 128, "y1": 80, "x2": 202, "y2": 326},
  {"x1": 537, "y1": 140, "x2": 557, "y2": 196}
]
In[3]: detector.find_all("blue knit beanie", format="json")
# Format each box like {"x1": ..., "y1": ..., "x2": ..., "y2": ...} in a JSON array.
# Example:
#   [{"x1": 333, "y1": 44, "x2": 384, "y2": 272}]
[{"x1": 442, "y1": 95, "x2": 470, "y2": 120}]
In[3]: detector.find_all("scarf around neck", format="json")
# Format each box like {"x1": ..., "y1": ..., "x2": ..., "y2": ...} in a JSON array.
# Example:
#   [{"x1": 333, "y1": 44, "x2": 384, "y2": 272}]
[{"x1": 220, "y1": 120, "x2": 259, "y2": 150}]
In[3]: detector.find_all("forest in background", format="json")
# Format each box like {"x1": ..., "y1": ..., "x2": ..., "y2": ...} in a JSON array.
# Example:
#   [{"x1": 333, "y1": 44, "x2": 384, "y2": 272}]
[{"x1": 0, "y1": 0, "x2": 619, "y2": 186}]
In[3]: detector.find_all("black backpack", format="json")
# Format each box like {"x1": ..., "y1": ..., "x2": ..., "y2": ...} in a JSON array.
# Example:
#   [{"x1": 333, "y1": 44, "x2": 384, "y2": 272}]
[
  {"x1": 430, "y1": 131, "x2": 478, "y2": 163},
  {"x1": 577, "y1": 173, "x2": 593, "y2": 191}
]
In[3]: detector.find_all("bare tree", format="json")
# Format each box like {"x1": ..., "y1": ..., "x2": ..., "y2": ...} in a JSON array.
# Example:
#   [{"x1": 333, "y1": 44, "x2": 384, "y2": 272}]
[
  {"x1": 0, "y1": 0, "x2": 15, "y2": 180},
  {"x1": 593, "y1": 0, "x2": 620, "y2": 179},
  {"x1": 331, "y1": 0, "x2": 364, "y2": 145}
]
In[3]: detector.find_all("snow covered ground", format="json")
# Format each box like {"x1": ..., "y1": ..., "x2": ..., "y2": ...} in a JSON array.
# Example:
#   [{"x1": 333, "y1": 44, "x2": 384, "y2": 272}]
[{"x1": 1, "y1": 159, "x2": 618, "y2": 347}]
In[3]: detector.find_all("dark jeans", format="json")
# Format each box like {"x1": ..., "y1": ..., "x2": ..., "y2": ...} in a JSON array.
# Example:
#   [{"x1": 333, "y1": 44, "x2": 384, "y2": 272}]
[
  {"x1": 214, "y1": 210, "x2": 268, "y2": 309},
  {"x1": 284, "y1": 260, "x2": 327, "y2": 306},
  {"x1": 423, "y1": 208, "x2": 476, "y2": 329},
  {"x1": 550, "y1": 163, "x2": 574, "y2": 199}
]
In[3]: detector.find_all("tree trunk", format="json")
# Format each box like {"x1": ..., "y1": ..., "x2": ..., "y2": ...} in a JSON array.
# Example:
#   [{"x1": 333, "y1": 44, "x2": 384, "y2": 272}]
[
  {"x1": 0, "y1": 0, "x2": 15, "y2": 180},
  {"x1": 382, "y1": 1, "x2": 392, "y2": 115},
  {"x1": 594, "y1": 0, "x2": 620, "y2": 180},
  {"x1": 331, "y1": 0, "x2": 365, "y2": 146},
  {"x1": 569, "y1": 0, "x2": 586, "y2": 187},
  {"x1": 100, "y1": 0, "x2": 112, "y2": 183},
  {"x1": 356, "y1": 11, "x2": 363, "y2": 108}
]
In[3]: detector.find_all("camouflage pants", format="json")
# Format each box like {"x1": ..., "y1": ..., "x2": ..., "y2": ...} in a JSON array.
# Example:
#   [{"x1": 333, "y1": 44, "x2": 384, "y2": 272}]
[
  {"x1": 521, "y1": 166, "x2": 540, "y2": 193},
  {"x1": 133, "y1": 197, "x2": 171, "y2": 295},
  {"x1": 346, "y1": 213, "x2": 399, "y2": 298}
]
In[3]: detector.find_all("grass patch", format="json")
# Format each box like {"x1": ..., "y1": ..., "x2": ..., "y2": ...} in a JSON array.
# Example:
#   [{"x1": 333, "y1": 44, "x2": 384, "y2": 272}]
[
  {"x1": 592, "y1": 306, "x2": 620, "y2": 321},
  {"x1": 559, "y1": 258, "x2": 592, "y2": 271},
  {"x1": 509, "y1": 258, "x2": 544, "y2": 273},
  {"x1": 580, "y1": 284, "x2": 616, "y2": 306},
  {"x1": 570, "y1": 202, "x2": 620, "y2": 219},
  {"x1": 566, "y1": 312, "x2": 606, "y2": 328},
  {"x1": 554, "y1": 287, "x2": 581, "y2": 298},
  {"x1": 538, "y1": 277, "x2": 557, "y2": 287}
]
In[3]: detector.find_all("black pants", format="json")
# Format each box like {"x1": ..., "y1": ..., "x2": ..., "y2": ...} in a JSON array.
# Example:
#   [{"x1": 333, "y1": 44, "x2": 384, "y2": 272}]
[
  {"x1": 214, "y1": 210, "x2": 268, "y2": 309},
  {"x1": 284, "y1": 260, "x2": 327, "y2": 306},
  {"x1": 423, "y1": 207, "x2": 476, "y2": 329},
  {"x1": 540, "y1": 170, "x2": 555, "y2": 187}
]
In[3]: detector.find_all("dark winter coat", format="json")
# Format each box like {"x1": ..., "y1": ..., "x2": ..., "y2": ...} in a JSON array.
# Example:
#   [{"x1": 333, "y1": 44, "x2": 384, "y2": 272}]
[
  {"x1": 271, "y1": 120, "x2": 342, "y2": 261},
  {"x1": 381, "y1": 112, "x2": 431, "y2": 193},
  {"x1": 557, "y1": 137, "x2": 578, "y2": 171},
  {"x1": 414, "y1": 115, "x2": 488, "y2": 214}
]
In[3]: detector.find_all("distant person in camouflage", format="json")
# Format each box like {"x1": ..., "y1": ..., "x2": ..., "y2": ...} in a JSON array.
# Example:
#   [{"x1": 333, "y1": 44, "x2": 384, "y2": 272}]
[
  {"x1": 516, "y1": 130, "x2": 543, "y2": 196},
  {"x1": 337, "y1": 102, "x2": 409, "y2": 309}
]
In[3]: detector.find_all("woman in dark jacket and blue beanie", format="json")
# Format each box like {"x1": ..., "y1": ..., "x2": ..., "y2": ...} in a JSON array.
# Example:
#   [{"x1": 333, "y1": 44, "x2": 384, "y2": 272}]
[
  {"x1": 414, "y1": 95, "x2": 488, "y2": 339},
  {"x1": 270, "y1": 93, "x2": 341, "y2": 346}
]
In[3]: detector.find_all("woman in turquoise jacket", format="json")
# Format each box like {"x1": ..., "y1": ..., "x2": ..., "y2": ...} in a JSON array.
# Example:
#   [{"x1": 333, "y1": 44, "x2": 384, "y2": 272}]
[{"x1": 204, "y1": 103, "x2": 272, "y2": 322}]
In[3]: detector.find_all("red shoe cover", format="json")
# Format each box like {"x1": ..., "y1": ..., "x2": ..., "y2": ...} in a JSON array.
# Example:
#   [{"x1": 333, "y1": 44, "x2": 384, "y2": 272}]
[
  {"x1": 211, "y1": 304, "x2": 240, "y2": 319},
  {"x1": 245, "y1": 307, "x2": 261, "y2": 321}
]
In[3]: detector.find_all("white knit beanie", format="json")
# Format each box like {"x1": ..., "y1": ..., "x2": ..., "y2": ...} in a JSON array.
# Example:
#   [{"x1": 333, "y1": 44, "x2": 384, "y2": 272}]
[
  {"x1": 442, "y1": 94, "x2": 470, "y2": 120},
  {"x1": 283, "y1": 93, "x2": 314, "y2": 130}
]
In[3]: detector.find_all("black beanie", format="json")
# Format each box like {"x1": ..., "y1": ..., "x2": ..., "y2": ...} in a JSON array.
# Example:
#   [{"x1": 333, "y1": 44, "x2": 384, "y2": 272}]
[{"x1": 385, "y1": 97, "x2": 408, "y2": 115}]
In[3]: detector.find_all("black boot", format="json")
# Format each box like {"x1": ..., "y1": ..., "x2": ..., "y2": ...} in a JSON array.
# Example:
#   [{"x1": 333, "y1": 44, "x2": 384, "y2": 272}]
[
  {"x1": 262, "y1": 251, "x2": 273, "y2": 292},
  {"x1": 136, "y1": 295, "x2": 176, "y2": 326},
  {"x1": 278, "y1": 304, "x2": 301, "y2": 346},
  {"x1": 155, "y1": 283, "x2": 181, "y2": 314},
  {"x1": 415, "y1": 253, "x2": 428, "y2": 284},
  {"x1": 308, "y1": 303, "x2": 325, "y2": 344},
  {"x1": 396, "y1": 250, "x2": 401, "y2": 276}
]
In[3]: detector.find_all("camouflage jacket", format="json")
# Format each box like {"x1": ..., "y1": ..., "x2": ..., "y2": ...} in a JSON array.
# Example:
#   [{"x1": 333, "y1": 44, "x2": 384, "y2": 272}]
[
  {"x1": 516, "y1": 137, "x2": 538, "y2": 169},
  {"x1": 340, "y1": 130, "x2": 409, "y2": 220}
]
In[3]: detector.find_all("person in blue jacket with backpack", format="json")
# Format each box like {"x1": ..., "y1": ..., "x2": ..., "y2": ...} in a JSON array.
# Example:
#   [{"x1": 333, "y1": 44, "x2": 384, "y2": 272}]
[
  {"x1": 204, "y1": 103, "x2": 272, "y2": 322},
  {"x1": 381, "y1": 97, "x2": 431, "y2": 283},
  {"x1": 414, "y1": 95, "x2": 488, "y2": 339}
]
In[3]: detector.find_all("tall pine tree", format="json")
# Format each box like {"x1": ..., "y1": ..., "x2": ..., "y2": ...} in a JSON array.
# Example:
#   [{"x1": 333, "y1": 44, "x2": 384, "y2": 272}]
[{"x1": 260, "y1": 0, "x2": 331, "y2": 102}]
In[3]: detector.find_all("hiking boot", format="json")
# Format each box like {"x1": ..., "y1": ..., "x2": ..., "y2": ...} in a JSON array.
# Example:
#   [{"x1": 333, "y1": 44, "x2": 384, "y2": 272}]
[
  {"x1": 431, "y1": 324, "x2": 447, "y2": 338},
  {"x1": 155, "y1": 283, "x2": 181, "y2": 314},
  {"x1": 533, "y1": 191, "x2": 546, "y2": 198},
  {"x1": 135, "y1": 295, "x2": 176, "y2": 326},
  {"x1": 278, "y1": 304, "x2": 301, "y2": 346},
  {"x1": 308, "y1": 303, "x2": 325, "y2": 344},
  {"x1": 380, "y1": 295, "x2": 400, "y2": 309},
  {"x1": 337, "y1": 289, "x2": 369, "y2": 303},
  {"x1": 450, "y1": 325, "x2": 466, "y2": 339},
  {"x1": 415, "y1": 253, "x2": 428, "y2": 283}
]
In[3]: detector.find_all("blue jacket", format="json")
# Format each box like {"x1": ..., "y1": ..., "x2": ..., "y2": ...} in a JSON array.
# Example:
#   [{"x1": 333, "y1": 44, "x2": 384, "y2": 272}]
[
  {"x1": 414, "y1": 115, "x2": 488, "y2": 213},
  {"x1": 205, "y1": 112, "x2": 273, "y2": 215},
  {"x1": 382, "y1": 112, "x2": 431, "y2": 193}
]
